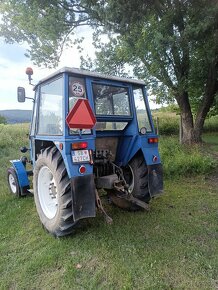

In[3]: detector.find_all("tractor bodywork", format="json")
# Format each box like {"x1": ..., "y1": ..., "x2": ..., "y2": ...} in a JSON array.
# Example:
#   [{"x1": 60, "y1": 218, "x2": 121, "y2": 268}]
[{"x1": 8, "y1": 67, "x2": 163, "y2": 236}]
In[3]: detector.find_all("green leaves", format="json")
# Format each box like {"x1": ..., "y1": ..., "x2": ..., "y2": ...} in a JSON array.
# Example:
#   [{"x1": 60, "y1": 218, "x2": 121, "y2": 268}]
[
  {"x1": 0, "y1": 0, "x2": 217, "y2": 142},
  {"x1": 0, "y1": 0, "x2": 90, "y2": 67}
]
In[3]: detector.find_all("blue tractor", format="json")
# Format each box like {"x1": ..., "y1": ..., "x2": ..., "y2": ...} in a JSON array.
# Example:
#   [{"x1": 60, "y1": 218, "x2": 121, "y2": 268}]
[{"x1": 7, "y1": 67, "x2": 163, "y2": 237}]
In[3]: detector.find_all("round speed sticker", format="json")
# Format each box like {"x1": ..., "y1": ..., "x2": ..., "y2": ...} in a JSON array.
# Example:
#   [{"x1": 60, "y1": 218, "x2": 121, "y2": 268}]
[{"x1": 71, "y1": 81, "x2": 85, "y2": 97}]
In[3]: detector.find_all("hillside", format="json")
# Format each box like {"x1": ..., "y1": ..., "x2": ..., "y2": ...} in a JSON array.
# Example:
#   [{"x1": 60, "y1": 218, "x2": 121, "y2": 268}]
[{"x1": 0, "y1": 110, "x2": 32, "y2": 124}]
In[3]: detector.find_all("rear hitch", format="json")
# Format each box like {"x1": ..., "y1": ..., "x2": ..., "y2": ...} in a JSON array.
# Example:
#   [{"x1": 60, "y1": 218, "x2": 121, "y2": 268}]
[
  {"x1": 95, "y1": 189, "x2": 113, "y2": 224},
  {"x1": 114, "y1": 182, "x2": 150, "y2": 211}
]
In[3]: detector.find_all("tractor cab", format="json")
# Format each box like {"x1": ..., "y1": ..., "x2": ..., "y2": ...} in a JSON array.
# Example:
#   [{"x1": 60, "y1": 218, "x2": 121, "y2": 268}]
[{"x1": 8, "y1": 67, "x2": 163, "y2": 237}]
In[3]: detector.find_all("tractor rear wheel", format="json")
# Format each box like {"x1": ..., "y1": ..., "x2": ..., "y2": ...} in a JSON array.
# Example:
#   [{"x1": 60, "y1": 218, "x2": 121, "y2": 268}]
[
  {"x1": 33, "y1": 146, "x2": 77, "y2": 237},
  {"x1": 109, "y1": 152, "x2": 150, "y2": 210}
]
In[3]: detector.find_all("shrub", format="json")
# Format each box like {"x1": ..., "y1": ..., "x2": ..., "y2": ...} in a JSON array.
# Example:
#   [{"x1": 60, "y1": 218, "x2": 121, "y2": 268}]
[
  {"x1": 0, "y1": 124, "x2": 29, "y2": 159},
  {"x1": 159, "y1": 136, "x2": 216, "y2": 179},
  {"x1": 0, "y1": 115, "x2": 7, "y2": 124},
  {"x1": 204, "y1": 115, "x2": 218, "y2": 133},
  {"x1": 152, "y1": 112, "x2": 218, "y2": 136}
]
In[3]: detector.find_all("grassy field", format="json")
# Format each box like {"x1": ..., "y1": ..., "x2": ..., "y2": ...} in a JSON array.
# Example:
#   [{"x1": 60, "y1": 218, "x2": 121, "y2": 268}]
[
  {"x1": 152, "y1": 112, "x2": 218, "y2": 135},
  {"x1": 0, "y1": 124, "x2": 218, "y2": 289}
]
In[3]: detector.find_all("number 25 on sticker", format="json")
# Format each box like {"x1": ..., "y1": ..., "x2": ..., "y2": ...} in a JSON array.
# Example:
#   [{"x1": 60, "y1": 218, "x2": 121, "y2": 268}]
[{"x1": 71, "y1": 81, "x2": 84, "y2": 97}]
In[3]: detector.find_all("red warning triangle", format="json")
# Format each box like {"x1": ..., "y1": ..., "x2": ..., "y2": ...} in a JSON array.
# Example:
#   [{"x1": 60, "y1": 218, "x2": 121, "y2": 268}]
[{"x1": 66, "y1": 99, "x2": 96, "y2": 129}]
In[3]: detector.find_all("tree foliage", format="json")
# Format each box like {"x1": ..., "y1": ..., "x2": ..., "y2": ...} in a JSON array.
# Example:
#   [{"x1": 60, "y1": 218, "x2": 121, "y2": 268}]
[
  {"x1": 0, "y1": 115, "x2": 7, "y2": 124},
  {"x1": 0, "y1": 0, "x2": 92, "y2": 67},
  {"x1": 0, "y1": 0, "x2": 217, "y2": 143},
  {"x1": 84, "y1": 0, "x2": 218, "y2": 143}
]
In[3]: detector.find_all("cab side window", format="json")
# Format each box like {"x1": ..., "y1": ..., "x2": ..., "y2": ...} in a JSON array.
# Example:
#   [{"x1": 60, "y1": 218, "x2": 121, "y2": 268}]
[{"x1": 38, "y1": 77, "x2": 63, "y2": 135}]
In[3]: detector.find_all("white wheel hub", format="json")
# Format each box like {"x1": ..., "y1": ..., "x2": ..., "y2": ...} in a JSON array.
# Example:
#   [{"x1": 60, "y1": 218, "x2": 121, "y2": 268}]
[
  {"x1": 9, "y1": 173, "x2": 17, "y2": 194},
  {"x1": 38, "y1": 166, "x2": 58, "y2": 219}
]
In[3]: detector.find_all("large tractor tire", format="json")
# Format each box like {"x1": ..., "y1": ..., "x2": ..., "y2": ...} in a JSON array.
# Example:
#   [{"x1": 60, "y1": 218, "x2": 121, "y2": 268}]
[
  {"x1": 33, "y1": 146, "x2": 77, "y2": 237},
  {"x1": 109, "y1": 152, "x2": 150, "y2": 210}
]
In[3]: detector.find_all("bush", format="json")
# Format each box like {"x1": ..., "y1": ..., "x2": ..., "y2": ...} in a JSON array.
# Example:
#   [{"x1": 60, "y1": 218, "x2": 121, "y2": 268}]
[
  {"x1": 0, "y1": 123, "x2": 29, "y2": 159},
  {"x1": 159, "y1": 136, "x2": 216, "y2": 178},
  {"x1": 152, "y1": 112, "x2": 218, "y2": 136},
  {"x1": 0, "y1": 115, "x2": 7, "y2": 124},
  {"x1": 204, "y1": 115, "x2": 218, "y2": 133}
]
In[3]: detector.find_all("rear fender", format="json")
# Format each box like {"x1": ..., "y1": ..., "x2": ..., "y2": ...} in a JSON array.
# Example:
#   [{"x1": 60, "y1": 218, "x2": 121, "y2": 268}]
[
  {"x1": 10, "y1": 160, "x2": 30, "y2": 195},
  {"x1": 141, "y1": 147, "x2": 161, "y2": 166},
  {"x1": 128, "y1": 149, "x2": 163, "y2": 197}
]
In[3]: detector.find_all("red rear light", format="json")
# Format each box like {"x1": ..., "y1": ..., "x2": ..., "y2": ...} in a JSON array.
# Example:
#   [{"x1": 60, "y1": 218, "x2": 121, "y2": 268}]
[
  {"x1": 148, "y1": 138, "x2": 158, "y2": 144},
  {"x1": 79, "y1": 165, "x2": 86, "y2": 174},
  {"x1": 153, "y1": 155, "x2": 158, "y2": 162},
  {"x1": 59, "y1": 143, "x2": 63, "y2": 150},
  {"x1": 72, "y1": 142, "x2": 88, "y2": 150}
]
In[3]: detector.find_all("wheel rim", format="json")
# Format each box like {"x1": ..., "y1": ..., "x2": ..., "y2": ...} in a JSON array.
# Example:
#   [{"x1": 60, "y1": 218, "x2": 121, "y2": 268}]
[
  {"x1": 109, "y1": 165, "x2": 135, "y2": 209},
  {"x1": 9, "y1": 173, "x2": 17, "y2": 194},
  {"x1": 38, "y1": 166, "x2": 58, "y2": 219}
]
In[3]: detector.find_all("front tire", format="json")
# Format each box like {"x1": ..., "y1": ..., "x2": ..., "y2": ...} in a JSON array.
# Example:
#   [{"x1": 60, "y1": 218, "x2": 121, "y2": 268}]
[
  {"x1": 33, "y1": 147, "x2": 77, "y2": 237},
  {"x1": 109, "y1": 152, "x2": 151, "y2": 210},
  {"x1": 7, "y1": 167, "x2": 21, "y2": 197}
]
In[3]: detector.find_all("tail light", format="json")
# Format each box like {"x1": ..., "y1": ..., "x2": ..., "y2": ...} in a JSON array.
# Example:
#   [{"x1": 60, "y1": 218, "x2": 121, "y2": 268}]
[
  {"x1": 79, "y1": 165, "x2": 86, "y2": 174},
  {"x1": 72, "y1": 142, "x2": 88, "y2": 150},
  {"x1": 153, "y1": 155, "x2": 158, "y2": 162},
  {"x1": 148, "y1": 138, "x2": 158, "y2": 144}
]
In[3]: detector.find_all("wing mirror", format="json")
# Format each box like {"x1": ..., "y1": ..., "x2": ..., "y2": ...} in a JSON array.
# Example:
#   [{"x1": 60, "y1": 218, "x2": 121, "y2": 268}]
[{"x1": 17, "y1": 87, "x2": 26, "y2": 103}]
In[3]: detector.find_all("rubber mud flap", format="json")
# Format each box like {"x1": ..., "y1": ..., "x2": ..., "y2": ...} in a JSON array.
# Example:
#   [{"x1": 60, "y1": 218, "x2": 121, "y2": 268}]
[
  {"x1": 148, "y1": 164, "x2": 164, "y2": 197},
  {"x1": 71, "y1": 174, "x2": 96, "y2": 221}
]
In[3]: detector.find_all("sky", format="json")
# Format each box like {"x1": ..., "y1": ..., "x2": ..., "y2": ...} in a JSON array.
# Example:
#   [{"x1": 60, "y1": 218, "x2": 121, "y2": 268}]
[
  {"x1": 0, "y1": 28, "x2": 158, "y2": 111},
  {"x1": 0, "y1": 27, "x2": 95, "y2": 111}
]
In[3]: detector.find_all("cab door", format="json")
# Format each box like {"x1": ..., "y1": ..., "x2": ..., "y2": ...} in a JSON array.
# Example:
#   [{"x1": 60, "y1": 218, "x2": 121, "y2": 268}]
[{"x1": 29, "y1": 87, "x2": 39, "y2": 164}]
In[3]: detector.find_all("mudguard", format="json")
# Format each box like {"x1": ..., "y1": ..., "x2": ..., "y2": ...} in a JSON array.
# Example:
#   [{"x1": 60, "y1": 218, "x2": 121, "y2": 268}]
[
  {"x1": 71, "y1": 174, "x2": 96, "y2": 221},
  {"x1": 148, "y1": 164, "x2": 164, "y2": 197},
  {"x1": 10, "y1": 160, "x2": 30, "y2": 195}
]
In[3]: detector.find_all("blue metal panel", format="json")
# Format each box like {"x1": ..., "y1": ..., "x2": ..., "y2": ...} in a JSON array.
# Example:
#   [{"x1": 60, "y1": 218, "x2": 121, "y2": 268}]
[
  {"x1": 141, "y1": 146, "x2": 161, "y2": 165},
  {"x1": 141, "y1": 135, "x2": 161, "y2": 165},
  {"x1": 54, "y1": 138, "x2": 95, "y2": 178},
  {"x1": 116, "y1": 134, "x2": 161, "y2": 166},
  {"x1": 10, "y1": 160, "x2": 30, "y2": 188}
]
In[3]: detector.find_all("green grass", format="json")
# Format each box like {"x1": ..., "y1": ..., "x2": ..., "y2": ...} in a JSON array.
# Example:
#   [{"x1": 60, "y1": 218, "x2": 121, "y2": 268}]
[
  {"x1": 0, "y1": 124, "x2": 218, "y2": 289},
  {"x1": 159, "y1": 135, "x2": 217, "y2": 178},
  {"x1": 203, "y1": 133, "x2": 218, "y2": 153},
  {"x1": 152, "y1": 112, "x2": 218, "y2": 136},
  {"x1": 204, "y1": 115, "x2": 218, "y2": 133}
]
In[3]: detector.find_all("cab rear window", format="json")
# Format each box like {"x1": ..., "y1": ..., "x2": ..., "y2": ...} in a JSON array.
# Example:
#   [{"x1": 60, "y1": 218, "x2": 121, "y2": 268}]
[{"x1": 92, "y1": 83, "x2": 131, "y2": 116}]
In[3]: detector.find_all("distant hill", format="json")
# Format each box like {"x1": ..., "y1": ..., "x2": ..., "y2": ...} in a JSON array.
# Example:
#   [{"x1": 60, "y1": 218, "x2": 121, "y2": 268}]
[{"x1": 0, "y1": 110, "x2": 32, "y2": 124}]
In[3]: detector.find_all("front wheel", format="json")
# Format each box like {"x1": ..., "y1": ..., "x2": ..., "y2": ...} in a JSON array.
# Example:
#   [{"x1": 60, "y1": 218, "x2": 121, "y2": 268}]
[
  {"x1": 7, "y1": 167, "x2": 21, "y2": 197},
  {"x1": 109, "y1": 152, "x2": 151, "y2": 210},
  {"x1": 33, "y1": 147, "x2": 77, "y2": 237}
]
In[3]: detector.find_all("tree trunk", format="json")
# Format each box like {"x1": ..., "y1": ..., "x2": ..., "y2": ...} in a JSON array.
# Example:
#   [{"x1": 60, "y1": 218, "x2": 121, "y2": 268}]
[
  {"x1": 194, "y1": 59, "x2": 218, "y2": 141},
  {"x1": 180, "y1": 113, "x2": 201, "y2": 144},
  {"x1": 176, "y1": 91, "x2": 199, "y2": 144},
  {"x1": 176, "y1": 58, "x2": 218, "y2": 145}
]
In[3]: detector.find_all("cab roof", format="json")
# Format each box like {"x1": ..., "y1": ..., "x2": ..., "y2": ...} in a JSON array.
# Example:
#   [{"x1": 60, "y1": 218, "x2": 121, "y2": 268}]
[{"x1": 35, "y1": 67, "x2": 146, "y2": 87}]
